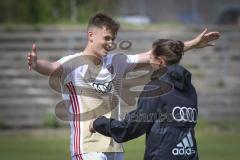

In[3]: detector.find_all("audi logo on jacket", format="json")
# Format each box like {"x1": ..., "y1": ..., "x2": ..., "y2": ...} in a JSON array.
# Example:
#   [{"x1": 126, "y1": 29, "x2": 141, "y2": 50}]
[{"x1": 93, "y1": 64, "x2": 199, "y2": 160}]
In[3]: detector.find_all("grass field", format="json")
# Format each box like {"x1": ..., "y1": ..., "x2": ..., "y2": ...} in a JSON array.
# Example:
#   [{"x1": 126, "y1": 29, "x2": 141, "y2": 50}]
[{"x1": 0, "y1": 125, "x2": 239, "y2": 160}]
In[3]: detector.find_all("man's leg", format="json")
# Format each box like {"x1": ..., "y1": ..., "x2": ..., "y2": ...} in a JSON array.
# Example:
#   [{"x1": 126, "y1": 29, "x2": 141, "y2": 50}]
[
  {"x1": 104, "y1": 152, "x2": 124, "y2": 160},
  {"x1": 72, "y1": 152, "x2": 107, "y2": 160},
  {"x1": 74, "y1": 152, "x2": 124, "y2": 160}
]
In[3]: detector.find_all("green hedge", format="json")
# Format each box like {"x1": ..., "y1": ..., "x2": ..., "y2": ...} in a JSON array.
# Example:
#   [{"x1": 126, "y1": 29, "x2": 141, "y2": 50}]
[{"x1": 0, "y1": 0, "x2": 118, "y2": 24}]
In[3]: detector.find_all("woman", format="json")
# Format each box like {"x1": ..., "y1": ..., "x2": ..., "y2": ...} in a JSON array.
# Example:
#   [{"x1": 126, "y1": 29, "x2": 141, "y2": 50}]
[{"x1": 90, "y1": 39, "x2": 199, "y2": 160}]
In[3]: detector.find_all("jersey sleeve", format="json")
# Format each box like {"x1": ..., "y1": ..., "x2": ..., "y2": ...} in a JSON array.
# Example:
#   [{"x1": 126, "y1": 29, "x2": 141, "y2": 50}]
[
  {"x1": 111, "y1": 53, "x2": 139, "y2": 74},
  {"x1": 56, "y1": 55, "x2": 76, "y2": 82},
  {"x1": 57, "y1": 54, "x2": 77, "y2": 66},
  {"x1": 125, "y1": 54, "x2": 139, "y2": 73}
]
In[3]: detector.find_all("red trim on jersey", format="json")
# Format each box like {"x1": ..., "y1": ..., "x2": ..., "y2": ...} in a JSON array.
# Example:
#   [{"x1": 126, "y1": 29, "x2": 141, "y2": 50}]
[{"x1": 67, "y1": 82, "x2": 83, "y2": 160}]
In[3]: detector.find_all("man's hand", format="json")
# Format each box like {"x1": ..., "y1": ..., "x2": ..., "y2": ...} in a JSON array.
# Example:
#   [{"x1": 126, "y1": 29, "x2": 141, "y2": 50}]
[
  {"x1": 89, "y1": 120, "x2": 96, "y2": 133},
  {"x1": 184, "y1": 28, "x2": 221, "y2": 51},
  {"x1": 27, "y1": 44, "x2": 61, "y2": 76},
  {"x1": 27, "y1": 44, "x2": 38, "y2": 70}
]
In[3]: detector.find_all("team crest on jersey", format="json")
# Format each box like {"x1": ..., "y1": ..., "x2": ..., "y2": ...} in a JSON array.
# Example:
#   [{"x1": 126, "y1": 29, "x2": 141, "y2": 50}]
[{"x1": 91, "y1": 81, "x2": 113, "y2": 93}]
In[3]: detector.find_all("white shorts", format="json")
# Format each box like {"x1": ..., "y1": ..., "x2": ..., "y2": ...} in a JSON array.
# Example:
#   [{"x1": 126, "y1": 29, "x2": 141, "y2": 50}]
[{"x1": 72, "y1": 152, "x2": 124, "y2": 160}]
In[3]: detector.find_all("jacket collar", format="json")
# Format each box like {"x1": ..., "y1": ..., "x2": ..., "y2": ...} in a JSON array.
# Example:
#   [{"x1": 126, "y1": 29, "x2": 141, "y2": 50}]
[{"x1": 151, "y1": 64, "x2": 192, "y2": 90}]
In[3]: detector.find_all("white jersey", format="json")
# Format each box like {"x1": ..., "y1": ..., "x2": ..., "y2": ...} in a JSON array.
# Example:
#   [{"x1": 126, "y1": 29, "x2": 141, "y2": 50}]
[{"x1": 57, "y1": 52, "x2": 138, "y2": 157}]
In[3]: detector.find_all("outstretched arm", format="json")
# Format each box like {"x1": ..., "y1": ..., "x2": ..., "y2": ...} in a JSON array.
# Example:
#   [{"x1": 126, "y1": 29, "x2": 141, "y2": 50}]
[
  {"x1": 183, "y1": 28, "x2": 220, "y2": 51},
  {"x1": 91, "y1": 115, "x2": 150, "y2": 143},
  {"x1": 27, "y1": 44, "x2": 62, "y2": 76},
  {"x1": 138, "y1": 28, "x2": 221, "y2": 63}
]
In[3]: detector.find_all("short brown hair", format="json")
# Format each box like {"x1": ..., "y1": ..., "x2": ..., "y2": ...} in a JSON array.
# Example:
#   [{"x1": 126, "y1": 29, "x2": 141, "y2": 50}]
[
  {"x1": 87, "y1": 13, "x2": 120, "y2": 35},
  {"x1": 152, "y1": 39, "x2": 184, "y2": 65}
]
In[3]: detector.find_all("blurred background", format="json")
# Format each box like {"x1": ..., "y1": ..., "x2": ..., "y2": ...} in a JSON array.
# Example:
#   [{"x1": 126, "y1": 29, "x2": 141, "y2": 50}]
[{"x1": 0, "y1": 0, "x2": 239, "y2": 160}]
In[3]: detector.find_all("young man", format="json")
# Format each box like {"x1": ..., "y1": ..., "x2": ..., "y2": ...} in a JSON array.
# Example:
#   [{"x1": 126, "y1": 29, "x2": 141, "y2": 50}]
[{"x1": 27, "y1": 13, "x2": 220, "y2": 160}]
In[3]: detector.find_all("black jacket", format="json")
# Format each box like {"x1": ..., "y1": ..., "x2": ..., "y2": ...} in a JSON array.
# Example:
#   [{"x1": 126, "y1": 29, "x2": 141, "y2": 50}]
[{"x1": 93, "y1": 64, "x2": 198, "y2": 160}]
